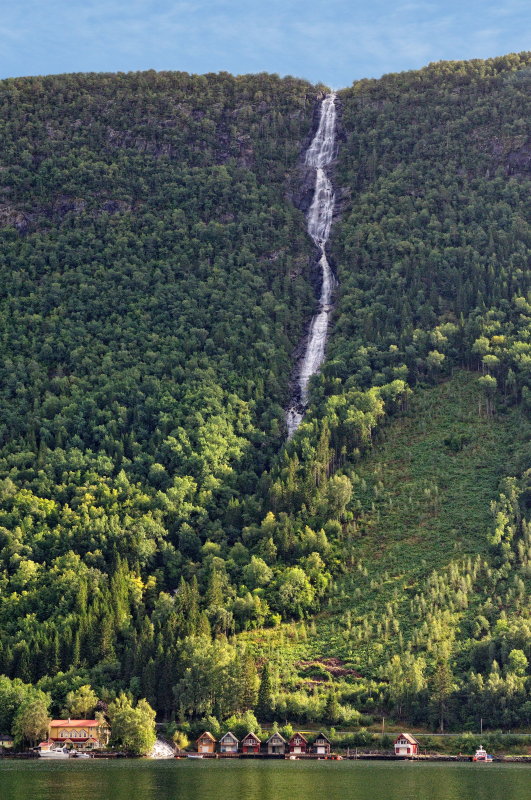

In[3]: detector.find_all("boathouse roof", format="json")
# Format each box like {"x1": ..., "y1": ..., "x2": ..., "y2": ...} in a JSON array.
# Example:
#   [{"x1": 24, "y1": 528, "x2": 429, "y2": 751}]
[
  {"x1": 196, "y1": 731, "x2": 217, "y2": 742},
  {"x1": 394, "y1": 733, "x2": 420, "y2": 745},
  {"x1": 219, "y1": 731, "x2": 239, "y2": 743},
  {"x1": 242, "y1": 731, "x2": 261, "y2": 743},
  {"x1": 266, "y1": 732, "x2": 286, "y2": 743},
  {"x1": 289, "y1": 732, "x2": 308, "y2": 743}
]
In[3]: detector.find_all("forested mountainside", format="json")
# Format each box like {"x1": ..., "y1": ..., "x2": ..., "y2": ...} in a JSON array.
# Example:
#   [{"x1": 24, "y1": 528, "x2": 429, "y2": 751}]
[
  {"x1": 262, "y1": 52, "x2": 530, "y2": 731},
  {"x1": 0, "y1": 55, "x2": 529, "y2": 736}
]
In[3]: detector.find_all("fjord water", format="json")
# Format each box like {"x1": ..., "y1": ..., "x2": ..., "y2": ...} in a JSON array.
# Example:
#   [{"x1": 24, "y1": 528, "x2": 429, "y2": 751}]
[
  {"x1": 286, "y1": 93, "x2": 337, "y2": 437},
  {"x1": 1, "y1": 760, "x2": 530, "y2": 800}
]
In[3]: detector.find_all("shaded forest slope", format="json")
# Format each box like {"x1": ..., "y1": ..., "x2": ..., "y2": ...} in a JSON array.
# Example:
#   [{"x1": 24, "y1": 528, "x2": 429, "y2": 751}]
[{"x1": 0, "y1": 70, "x2": 327, "y2": 707}]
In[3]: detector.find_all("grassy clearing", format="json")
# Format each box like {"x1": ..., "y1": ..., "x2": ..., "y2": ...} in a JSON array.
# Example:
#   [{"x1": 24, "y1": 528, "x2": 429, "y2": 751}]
[{"x1": 351, "y1": 370, "x2": 520, "y2": 573}]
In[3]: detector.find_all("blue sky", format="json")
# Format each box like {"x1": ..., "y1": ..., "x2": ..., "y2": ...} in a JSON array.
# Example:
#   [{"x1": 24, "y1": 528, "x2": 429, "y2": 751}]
[{"x1": 1, "y1": 0, "x2": 529, "y2": 87}]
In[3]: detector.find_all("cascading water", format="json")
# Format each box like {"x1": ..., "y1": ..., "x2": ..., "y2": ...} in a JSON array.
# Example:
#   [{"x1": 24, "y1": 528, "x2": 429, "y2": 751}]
[{"x1": 286, "y1": 93, "x2": 337, "y2": 437}]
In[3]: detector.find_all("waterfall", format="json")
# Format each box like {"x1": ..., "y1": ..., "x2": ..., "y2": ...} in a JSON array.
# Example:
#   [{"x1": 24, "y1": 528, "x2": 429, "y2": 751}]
[
  {"x1": 150, "y1": 738, "x2": 176, "y2": 759},
  {"x1": 286, "y1": 94, "x2": 337, "y2": 438}
]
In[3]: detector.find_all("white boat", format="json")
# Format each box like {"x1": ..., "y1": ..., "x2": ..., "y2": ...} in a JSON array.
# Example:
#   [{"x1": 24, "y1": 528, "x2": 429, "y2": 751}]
[
  {"x1": 39, "y1": 747, "x2": 70, "y2": 759},
  {"x1": 187, "y1": 753, "x2": 204, "y2": 759},
  {"x1": 473, "y1": 746, "x2": 493, "y2": 762}
]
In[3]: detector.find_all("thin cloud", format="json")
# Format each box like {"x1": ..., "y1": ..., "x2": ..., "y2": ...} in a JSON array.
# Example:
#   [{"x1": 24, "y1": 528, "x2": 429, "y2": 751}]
[{"x1": 1, "y1": 0, "x2": 530, "y2": 85}]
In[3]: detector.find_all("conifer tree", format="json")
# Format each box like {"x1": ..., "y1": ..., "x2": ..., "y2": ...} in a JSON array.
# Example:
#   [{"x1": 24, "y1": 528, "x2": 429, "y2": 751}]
[{"x1": 256, "y1": 663, "x2": 274, "y2": 721}]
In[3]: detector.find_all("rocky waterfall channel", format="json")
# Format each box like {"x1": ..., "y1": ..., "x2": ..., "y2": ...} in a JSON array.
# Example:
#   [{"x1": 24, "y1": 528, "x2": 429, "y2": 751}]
[{"x1": 286, "y1": 93, "x2": 338, "y2": 437}]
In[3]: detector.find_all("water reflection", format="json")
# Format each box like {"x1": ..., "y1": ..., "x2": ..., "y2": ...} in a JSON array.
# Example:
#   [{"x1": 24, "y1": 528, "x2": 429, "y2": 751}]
[{"x1": 0, "y1": 759, "x2": 529, "y2": 800}]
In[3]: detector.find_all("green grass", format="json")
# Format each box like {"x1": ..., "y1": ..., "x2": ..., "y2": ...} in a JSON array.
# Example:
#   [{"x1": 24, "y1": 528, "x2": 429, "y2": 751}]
[{"x1": 348, "y1": 369, "x2": 518, "y2": 577}]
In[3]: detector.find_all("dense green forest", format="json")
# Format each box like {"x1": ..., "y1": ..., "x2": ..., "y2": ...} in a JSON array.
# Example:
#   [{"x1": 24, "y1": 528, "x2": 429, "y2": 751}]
[{"x1": 0, "y1": 55, "x2": 529, "y2": 738}]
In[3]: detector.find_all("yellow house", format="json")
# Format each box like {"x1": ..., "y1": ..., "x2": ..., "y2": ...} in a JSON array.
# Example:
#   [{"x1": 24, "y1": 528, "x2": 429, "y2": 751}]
[{"x1": 48, "y1": 719, "x2": 109, "y2": 750}]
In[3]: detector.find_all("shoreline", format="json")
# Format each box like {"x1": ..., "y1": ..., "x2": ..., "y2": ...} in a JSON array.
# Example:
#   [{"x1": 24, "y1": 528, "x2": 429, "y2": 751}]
[{"x1": 3, "y1": 752, "x2": 530, "y2": 764}]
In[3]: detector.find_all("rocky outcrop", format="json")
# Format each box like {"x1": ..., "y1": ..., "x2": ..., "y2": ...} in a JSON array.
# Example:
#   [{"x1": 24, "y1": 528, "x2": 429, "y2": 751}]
[
  {"x1": 0, "y1": 204, "x2": 30, "y2": 232},
  {"x1": 475, "y1": 134, "x2": 531, "y2": 177},
  {"x1": 502, "y1": 141, "x2": 531, "y2": 175},
  {"x1": 52, "y1": 196, "x2": 87, "y2": 215},
  {"x1": 0, "y1": 196, "x2": 132, "y2": 233}
]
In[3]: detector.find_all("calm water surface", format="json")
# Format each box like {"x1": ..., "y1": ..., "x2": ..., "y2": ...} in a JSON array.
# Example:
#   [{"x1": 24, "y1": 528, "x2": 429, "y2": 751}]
[{"x1": 0, "y1": 759, "x2": 529, "y2": 800}]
